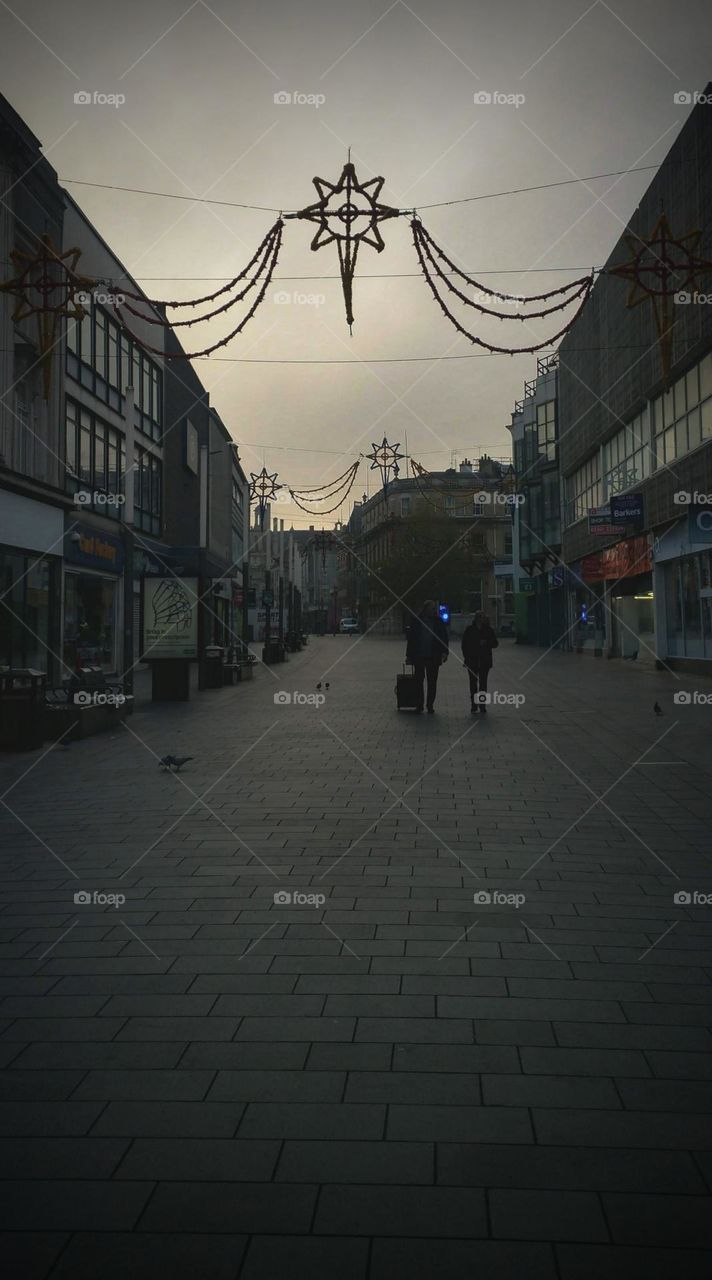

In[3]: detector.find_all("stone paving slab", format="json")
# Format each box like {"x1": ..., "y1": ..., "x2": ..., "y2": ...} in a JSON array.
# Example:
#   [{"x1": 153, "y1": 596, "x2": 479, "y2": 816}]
[{"x1": 0, "y1": 636, "x2": 711, "y2": 1274}]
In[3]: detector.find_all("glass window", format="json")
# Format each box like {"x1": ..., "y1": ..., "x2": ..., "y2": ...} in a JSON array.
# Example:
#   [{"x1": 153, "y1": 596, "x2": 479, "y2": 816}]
[
  {"x1": 108, "y1": 324, "x2": 119, "y2": 389},
  {"x1": 80, "y1": 418, "x2": 92, "y2": 485},
  {"x1": 67, "y1": 317, "x2": 79, "y2": 355},
  {"x1": 121, "y1": 335, "x2": 131, "y2": 394},
  {"x1": 702, "y1": 397, "x2": 712, "y2": 441},
  {"x1": 63, "y1": 572, "x2": 118, "y2": 673},
  {"x1": 700, "y1": 352, "x2": 712, "y2": 402},
  {"x1": 80, "y1": 307, "x2": 92, "y2": 364},
  {"x1": 65, "y1": 401, "x2": 78, "y2": 477},
  {"x1": 662, "y1": 386, "x2": 674, "y2": 427},
  {"x1": 688, "y1": 408, "x2": 702, "y2": 452},
  {"x1": 682, "y1": 557, "x2": 703, "y2": 657},
  {"x1": 686, "y1": 365, "x2": 699, "y2": 408},
  {"x1": 94, "y1": 422, "x2": 106, "y2": 490},
  {"x1": 0, "y1": 551, "x2": 54, "y2": 673},
  {"x1": 673, "y1": 376, "x2": 686, "y2": 420}
]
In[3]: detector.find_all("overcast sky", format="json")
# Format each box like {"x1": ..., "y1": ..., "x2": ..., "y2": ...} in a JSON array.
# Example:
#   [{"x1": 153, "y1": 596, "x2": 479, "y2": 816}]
[{"x1": 1, "y1": 0, "x2": 710, "y2": 525}]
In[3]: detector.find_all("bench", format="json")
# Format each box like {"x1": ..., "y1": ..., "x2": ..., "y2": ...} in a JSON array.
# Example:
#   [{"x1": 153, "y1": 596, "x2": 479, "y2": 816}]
[{"x1": 44, "y1": 668, "x2": 134, "y2": 741}]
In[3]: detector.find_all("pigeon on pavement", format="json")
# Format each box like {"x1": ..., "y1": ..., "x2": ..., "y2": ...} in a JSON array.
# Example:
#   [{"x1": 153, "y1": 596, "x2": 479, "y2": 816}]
[
  {"x1": 653, "y1": 702, "x2": 663, "y2": 716},
  {"x1": 159, "y1": 755, "x2": 193, "y2": 771}
]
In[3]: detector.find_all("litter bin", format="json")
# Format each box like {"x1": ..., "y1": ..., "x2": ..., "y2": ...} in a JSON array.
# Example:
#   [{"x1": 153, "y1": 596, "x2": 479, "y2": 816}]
[
  {"x1": 0, "y1": 668, "x2": 46, "y2": 751},
  {"x1": 203, "y1": 645, "x2": 225, "y2": 689}
]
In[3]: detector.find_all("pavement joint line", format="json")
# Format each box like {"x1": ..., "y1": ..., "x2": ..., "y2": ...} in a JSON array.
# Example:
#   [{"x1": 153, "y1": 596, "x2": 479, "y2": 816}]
[
  {"x1": 119, "y1": 919, "x2": 163, "y2": 961},
  {"x1": 34, "y1": 917, "x2": 79, "y2": 962},
  {"x1": 320, "y1": 920, "x2": 362, "y2": 960},
  {"x1": 521, "y1": 921, "x2": 563, "y2": 962},
  {"x1": 637, "y1": 919, "x2": 680, "y2": 962},
  {"x1": 437, "y1": 920, "x2": 480, "y2": 961}
]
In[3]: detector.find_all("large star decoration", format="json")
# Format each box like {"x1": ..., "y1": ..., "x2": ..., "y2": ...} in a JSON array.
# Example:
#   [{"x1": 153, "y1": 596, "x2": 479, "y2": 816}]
[
  {"x1": 609, "y1": 214, "x2": 712, "y2": 381},
  {"x1": 0, "y1": 234, "x2": 95, "y2": 398},
  {"x1": 288, "y1": 162, "x2": 401, "y2": 330}
]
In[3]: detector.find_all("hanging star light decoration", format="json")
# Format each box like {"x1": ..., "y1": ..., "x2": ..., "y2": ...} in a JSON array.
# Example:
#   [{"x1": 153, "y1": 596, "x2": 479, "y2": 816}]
[
  {"x1": 609, "y1": 213, "x2": 712, "y2": 381},
  {"x1": 249, "y1": 466, "x2": 282, "y2": 531},
  {"x1": 287, "y1": 160, "x2": 400, "y2": 330},
  {"x1": 366, "y1": 436, "x2": 404, "y2": 500},
  {"x1": 313, "y1": 528, "x2": 335, "y2": 570},
  {"x1": 0, "y1": 234, "x2": 95, "y2": 398}
]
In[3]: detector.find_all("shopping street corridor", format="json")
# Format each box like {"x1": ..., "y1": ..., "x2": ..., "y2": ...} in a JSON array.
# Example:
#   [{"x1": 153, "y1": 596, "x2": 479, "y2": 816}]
[{"x1": 0, "y1": 635, "x2": 711, "y2": 1278}]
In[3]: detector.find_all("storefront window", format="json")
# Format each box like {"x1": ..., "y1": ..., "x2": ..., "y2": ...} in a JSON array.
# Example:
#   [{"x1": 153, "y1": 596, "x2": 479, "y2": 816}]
[
  {"x1": 63, "y1": 573, "x2": 118, "y2": 673},
  {"x1": 682, "y1": 557, "x2": 703, "y2": 657},
  {"x1": 0, "y1": 551, "x2": 54, "y2": 673}
]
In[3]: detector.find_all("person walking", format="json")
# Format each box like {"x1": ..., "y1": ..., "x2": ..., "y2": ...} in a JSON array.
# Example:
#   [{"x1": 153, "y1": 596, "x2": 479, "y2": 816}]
[
  {"x1": 462, "y1": 611, "x2": 498, "y2": 714},
  {"x1": 406, "y1": 600, "x2": 449, "y2": 713}
]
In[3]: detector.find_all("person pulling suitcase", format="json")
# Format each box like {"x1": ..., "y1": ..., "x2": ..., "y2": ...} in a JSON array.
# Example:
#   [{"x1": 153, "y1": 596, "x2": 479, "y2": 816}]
[{"x1": 405, "y1": 600, "x2": 449, "y2": 713}]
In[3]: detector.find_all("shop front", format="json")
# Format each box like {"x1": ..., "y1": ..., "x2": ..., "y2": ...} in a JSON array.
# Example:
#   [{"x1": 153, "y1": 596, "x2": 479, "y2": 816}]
[
  {"x1": 653, "y1": 507, "x2": 712, "y2": 667},
  {"x1": 0, "y1": 491, "x2": 63, "y2": 679},
  {"x1": 572, "y1": 534, "x2": 654, "y2": 659},
  {"x1": 63, "y1": 521, "x2": 125, "y2": 677}
]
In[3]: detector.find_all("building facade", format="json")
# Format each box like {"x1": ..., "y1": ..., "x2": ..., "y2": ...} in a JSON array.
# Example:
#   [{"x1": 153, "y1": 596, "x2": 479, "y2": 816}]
[
  {"x1": 509, "y1": 354, "x2": 568, "y2": 648},
  {"x1": 345, "y1": 457, "x2": 516, "y2": 635},
  {"x1": 559, "y1": 87, "x2": 712, "y2": 671},
  {"x1": 0, "y1": 90, "x2": 250, "y2": 706},
  {"x1": 0, "y1": 97, "x2": 66, "y2": 681}
]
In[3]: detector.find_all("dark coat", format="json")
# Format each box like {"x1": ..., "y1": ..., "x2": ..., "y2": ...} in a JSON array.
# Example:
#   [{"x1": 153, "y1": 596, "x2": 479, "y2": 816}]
[
  {"x1": 461, "y1": 621, "x2": 498, "y2": 672},
  {"x1": 406, "y1": 614, "x2": 449, "y2": 664}
]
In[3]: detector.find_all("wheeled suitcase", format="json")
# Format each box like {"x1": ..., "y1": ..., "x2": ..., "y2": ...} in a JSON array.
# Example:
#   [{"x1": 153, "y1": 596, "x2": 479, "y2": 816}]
[{"x1": 395, "y1": 663, "x2": 420, "y2": 711}]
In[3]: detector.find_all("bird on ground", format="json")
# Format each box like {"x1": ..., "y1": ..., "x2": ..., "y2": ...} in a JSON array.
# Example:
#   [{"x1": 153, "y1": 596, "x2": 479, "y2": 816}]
[
  {"x1": 653, "y1": 702, "x2": 663, "y2": 716},
  {"x1": 159, "y1": 755, "x2": 193, "y2": 771},
  {"x1": 316, "y1": 682, "x2": 322, "y2": 690},
  {"x1": 325, "y1": 682, "x2": 330, "y2": 690}
]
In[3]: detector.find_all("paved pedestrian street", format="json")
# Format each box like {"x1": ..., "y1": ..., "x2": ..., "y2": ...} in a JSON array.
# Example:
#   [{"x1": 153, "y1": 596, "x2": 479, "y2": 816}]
[{"x1": 1, "y1": 636, "x2": 712, "y2": 1278}]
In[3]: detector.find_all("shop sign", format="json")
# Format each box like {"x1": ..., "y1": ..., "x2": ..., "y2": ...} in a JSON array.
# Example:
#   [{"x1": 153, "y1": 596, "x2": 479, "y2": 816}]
[
  {"x1": 610, "y1": 492, "x2": 644, "y2": 526},
  {"x1": 588, "y1": 505, "x2": 626, "y2": 536},
  {"x1": 65, "y1": 523, "x2": 124, "y2": 573},
  {"x1": 262, "y1": 590, "x2": 274, "y2": 606},
  {"x1": 232, "y1": 584, "x2": 244, "y2": 607},
  {"x1": 143, "y1": 576, "x2": 199, "y2": 658},
  {"x1": 519, "y1": 578, "x2": 536, "y2": 593},
  {"x1": 581, "y1": 535, "x2": 652, "y2": 582}
]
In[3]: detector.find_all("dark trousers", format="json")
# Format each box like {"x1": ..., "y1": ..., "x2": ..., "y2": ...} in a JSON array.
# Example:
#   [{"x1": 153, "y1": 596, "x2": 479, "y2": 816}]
[
  {"x1": 467, "y1": 665, "x2": 489, "y2": 703},
  {"x1": 413, "y1": 658, "x2": 440, "y2": 709}
]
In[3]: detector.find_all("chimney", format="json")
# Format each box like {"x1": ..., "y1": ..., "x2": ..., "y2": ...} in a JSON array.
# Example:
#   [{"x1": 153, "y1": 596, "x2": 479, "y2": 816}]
[
  {"x1": 459, "y1": 458, "x2": 473, "y2": 474},
  {"x1": 309, "y1": 525, "x2": 314, "y2": 531},
  {"x1": 273, "y1": 518, "x2": 278, "y2": 532},
  {"x1": 280, "y1": 519, "x2": 284, "y2": 531}
]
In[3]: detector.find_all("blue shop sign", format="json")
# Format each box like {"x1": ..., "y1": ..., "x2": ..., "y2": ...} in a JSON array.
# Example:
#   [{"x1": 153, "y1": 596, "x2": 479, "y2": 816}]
[
  {"x1": 688, "y1": 505, "x2": 712, "y2": 544},
  {"x1": 65, "y1": 522, "x2": 124, "y2": 573},
  {"x1": 610, "y1": 492, "x2": 644, "y2": 525}
]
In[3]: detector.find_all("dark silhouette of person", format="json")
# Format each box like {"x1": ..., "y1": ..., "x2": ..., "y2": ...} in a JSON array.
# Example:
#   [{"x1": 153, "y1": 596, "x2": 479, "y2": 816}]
[
  {"x1": 406, "y1": 600, "x2": 449, "y2": 713},
  {"x1": 462, "y1": 610, "x2": 498, "y2": 714}
]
